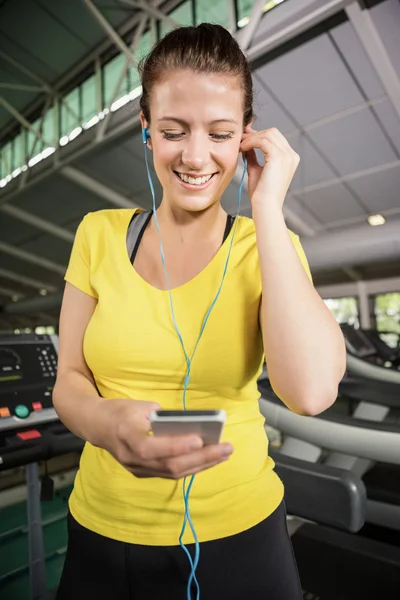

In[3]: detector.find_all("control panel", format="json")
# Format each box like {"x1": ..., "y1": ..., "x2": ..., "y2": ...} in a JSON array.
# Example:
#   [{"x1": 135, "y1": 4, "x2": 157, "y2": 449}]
[{"x1": 0, "y1": 333, "x2": 59, "y2": 432}]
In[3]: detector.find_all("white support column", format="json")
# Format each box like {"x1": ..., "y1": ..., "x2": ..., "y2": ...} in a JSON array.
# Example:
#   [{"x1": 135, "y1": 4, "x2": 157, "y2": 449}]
[
  {"x1": 237, "y1": 0, "x2": 266, "y2": 51},
  {"x1": 357, "y1": 280, "x2": 372, "y2": 330}
]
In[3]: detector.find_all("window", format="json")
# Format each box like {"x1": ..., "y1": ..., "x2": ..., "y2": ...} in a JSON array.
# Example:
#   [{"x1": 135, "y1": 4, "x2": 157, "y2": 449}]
[
  {"x1": 195, "y1": 0, "x2": 231, "y2": 29},
  {"x1": 324, "y1": 297, "x2": 359, "y2": 328},
  {"x1": 160, "y1": 0, "x2": 193, "y2": 38},
  {"x1": 82, "y1": 75, "x2": 98, "y2": 123},
  {"x1": 61, "y1": 88, "x2": 80, "y2": 137},
  {"x1": 104, "y1": 53, "x2": 129, "y2": 107},
  {"x1": 1, "y1": 141, "x2": 12, "y2": 175},
  {"x1": 374, "y1": 293, "x2": 400, "y2": 349}
]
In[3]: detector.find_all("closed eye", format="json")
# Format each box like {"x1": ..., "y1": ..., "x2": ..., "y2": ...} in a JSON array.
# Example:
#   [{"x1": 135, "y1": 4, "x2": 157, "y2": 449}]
[{"x1": 162, "y1": 131, "x2": 233, "y2": 141}]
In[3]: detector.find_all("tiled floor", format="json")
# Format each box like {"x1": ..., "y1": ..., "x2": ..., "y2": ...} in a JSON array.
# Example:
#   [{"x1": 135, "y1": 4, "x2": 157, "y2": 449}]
[{"x1": 0, "y1": 484, "x2": 73, "y2": 600}]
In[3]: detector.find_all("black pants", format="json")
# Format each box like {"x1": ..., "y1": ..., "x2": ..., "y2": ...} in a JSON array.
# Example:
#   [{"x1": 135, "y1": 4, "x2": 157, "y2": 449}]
[{"x1": 56, "y1": 500, "x2": 302, "y2": 600}]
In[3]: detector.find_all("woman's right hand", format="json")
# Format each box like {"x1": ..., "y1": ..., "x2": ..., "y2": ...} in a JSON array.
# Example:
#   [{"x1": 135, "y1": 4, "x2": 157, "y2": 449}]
[{"x1": 100, "y1": 398, "x2": 234, "y2": 480}]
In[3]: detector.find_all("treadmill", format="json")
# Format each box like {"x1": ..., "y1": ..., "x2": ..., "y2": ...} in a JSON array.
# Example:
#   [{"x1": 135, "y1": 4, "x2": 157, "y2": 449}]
[
  {"x1": 0, "y1": 333, "x2": 84, "y2": 600},
  {"x1": 258, "y1": 364, "x2": 400, "y2": 598}
]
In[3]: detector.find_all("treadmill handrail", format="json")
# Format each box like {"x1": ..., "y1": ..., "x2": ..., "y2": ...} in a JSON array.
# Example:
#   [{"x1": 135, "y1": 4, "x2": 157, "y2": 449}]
[
  {"x1": 259, "y1": 396, "x2": 400, "y2": 464},
  {"x1": 347, "y1": 353, "x2": 400, "y2": 384},
  {"x1": 270, "y1": 451, "x2": 366, "y2": 533}
]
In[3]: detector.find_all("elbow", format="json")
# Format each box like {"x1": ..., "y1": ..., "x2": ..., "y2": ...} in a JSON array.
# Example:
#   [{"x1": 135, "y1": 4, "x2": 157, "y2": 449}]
[
  {"x1": 276, "y1": 381, "x2": 339, "y2": 416},
  {"x1": 296, "y1": 383, "x2": 339, "y2": 416}
]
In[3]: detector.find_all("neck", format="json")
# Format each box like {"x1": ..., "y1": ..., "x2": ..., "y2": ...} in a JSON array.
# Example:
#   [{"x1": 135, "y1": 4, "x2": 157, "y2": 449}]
[{"x1": 153, "y1": 202, "x2": 227, "y2": 246}]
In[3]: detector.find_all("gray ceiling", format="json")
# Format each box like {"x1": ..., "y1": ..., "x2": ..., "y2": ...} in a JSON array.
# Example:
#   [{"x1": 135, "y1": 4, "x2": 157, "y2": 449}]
[{"x1": 0, "y1": 0, "x2": 399, "y2": 331}]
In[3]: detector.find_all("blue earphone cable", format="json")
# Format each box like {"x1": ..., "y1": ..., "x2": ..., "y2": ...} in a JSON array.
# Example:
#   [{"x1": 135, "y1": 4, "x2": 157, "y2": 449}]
[{"x1": 142, "y1": 128, "x2": 247, "y2": 599}]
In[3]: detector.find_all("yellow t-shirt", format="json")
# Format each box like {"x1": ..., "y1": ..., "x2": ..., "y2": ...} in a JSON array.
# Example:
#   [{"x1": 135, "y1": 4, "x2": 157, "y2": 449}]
[{"x1": 64, "y1": 207, "x2": 311, "y2": 546}]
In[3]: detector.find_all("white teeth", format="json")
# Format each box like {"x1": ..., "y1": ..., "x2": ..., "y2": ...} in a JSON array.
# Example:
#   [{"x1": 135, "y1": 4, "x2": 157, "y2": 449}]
[{"x1": 177, "y1": 172, "x2": 213, "y2": 185}]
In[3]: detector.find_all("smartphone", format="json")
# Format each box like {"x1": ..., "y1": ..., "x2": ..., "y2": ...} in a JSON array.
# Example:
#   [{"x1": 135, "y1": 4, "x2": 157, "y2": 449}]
[{"x1": 149, "y1": 409, "x2": 226, "y2": 446}]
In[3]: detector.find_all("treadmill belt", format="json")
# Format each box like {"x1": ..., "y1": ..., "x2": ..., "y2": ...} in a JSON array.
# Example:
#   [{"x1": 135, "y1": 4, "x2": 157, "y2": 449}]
[{"x1": 292, "y1": 524, "x2": 400, "y2": 600}]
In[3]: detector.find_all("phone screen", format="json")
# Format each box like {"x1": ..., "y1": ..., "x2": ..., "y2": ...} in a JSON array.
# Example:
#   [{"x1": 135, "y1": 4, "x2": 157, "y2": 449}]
[{"x1": 155, "y1": 410, "x2": 220, "y2": 417}]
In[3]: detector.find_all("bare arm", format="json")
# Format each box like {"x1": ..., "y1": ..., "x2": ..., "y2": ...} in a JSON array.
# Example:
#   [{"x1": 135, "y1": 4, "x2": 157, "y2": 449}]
[
  {"x1": 52, "y1": 282, "x2": 109, "y2": 446},
  {"x1": 254, "y1": 204, "x2": 346, "y2": 416}
]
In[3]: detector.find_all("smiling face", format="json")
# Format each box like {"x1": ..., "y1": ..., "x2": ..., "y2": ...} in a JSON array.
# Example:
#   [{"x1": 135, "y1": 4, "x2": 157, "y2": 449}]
[{"x1": 140, "y1": 69, "x2": 245, "y2": 214}]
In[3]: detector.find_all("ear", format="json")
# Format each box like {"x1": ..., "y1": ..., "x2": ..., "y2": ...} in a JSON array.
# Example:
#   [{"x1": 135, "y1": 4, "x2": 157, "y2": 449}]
[{"x1": 139, "y1": 112, "x2": 153, "y2": 151}]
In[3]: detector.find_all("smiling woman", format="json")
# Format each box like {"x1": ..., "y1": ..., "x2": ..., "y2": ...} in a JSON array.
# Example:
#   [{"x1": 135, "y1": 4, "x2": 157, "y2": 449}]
[{"x1": 54, "y1": 21, "x2": 345, "y2": 600}]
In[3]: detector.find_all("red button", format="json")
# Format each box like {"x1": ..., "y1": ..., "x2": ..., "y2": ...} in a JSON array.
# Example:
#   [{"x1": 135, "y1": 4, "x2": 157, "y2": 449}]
[
  {"x1": 17, "y1": 430, "x2": 42, "y2": 441},
  {"x1": 32, "y1": 402, "x2": 43, "y2": 411}
]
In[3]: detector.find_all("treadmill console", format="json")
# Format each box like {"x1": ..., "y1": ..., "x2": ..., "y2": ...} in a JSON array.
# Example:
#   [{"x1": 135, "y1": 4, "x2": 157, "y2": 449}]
[
  {"x1": 0, "y1": 333, "x2": 58, "y2": 432},
  {"x1": 340, "y1": 324, "x2": 376, "y2": 359}
]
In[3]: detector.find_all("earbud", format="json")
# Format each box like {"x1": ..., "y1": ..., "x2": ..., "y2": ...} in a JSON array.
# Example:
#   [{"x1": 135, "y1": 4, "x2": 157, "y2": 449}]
[{"x1": 142, "y1": 128, "x2": 150, "y2": 144}]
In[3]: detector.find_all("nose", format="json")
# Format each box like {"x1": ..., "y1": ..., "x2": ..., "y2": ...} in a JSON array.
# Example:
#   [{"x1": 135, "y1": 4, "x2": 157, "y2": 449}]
[{"x1": 181, "y1": 134, "x2": 208, "y2": 170}]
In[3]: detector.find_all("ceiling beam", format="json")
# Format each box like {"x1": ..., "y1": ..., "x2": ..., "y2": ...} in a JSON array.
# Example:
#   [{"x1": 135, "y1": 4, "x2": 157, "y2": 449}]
[
  {"x1": 0, "y1": 50, "x2": 51, "y2": 93},
  {"x1": 0, "y1": 204, "x2": 74, "y2": 242},
  {"x1": 61, "y1": 166, "x2": 140, "y2": 208},
  {"x1": 288, "y1": 159, "x2": 400, "y2": 199},
  {"x1": 0, "y1": 285, "x2": 25, "y2": 299},
  {"x1": 232, "y1": 168, "x2": 317, "y2": 237},
  {"x1": 0, "y1": 83, "x2": 45, "y2": 93},
  {"x1": 246, "y1": 0, "x2": 355, "y2": 62},
  {"x1": 0, "y1": 267, "x2": 58, "y2": 292},
  {"x1": 83, "y1": 0, "x2": 138, "y2": 65},
  {"x1": 0, "y1": 241, "x2": 66, "y2": 274},
  {"x1": 121, "y1": 0, "x2": 179, "y2": 27},
  {"x1": 345, "y1": 1, "x2": 400, "y2": 123}
]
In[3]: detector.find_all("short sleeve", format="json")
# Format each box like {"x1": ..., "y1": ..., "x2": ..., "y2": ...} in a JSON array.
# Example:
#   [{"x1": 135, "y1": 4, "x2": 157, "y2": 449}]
[
  {"x1": 289, "y1": 231, "x2": 313, "y2": 283},
  {"x1": 64, "y1": 215, "x2": 98, "y2": 298}
]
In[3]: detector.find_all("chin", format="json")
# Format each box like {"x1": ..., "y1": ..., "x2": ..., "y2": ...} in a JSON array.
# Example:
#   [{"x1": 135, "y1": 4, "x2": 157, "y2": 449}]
[{"x1": 167, "y1": 192, "x2": 220, "y2": 213}]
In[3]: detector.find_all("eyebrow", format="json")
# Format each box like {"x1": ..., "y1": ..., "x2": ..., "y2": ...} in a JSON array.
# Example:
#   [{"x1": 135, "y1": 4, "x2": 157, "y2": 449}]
[{"x1": 157, "y1": 117, "x2": 239, "y2": 126}]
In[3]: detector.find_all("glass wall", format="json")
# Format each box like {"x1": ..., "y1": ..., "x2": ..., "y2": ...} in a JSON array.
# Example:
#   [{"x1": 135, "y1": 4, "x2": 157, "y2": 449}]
[
  {"x1": 324, "y1": 297, "x2": 360, "y2": 328},
  {"x1": 373, "y1": 292, "x2": 400, "y2": 348}
]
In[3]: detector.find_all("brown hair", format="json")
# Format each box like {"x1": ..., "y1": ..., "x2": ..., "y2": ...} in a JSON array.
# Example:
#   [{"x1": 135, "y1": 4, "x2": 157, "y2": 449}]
[{"x1": 138, "y1": 23, "x2": 254, "y2": 126}]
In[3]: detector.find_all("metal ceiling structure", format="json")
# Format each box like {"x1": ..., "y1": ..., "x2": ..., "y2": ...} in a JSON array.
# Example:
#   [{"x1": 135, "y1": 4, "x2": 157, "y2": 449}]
[{"x1": 0, "y1": 0, "x2": 399, "y2": 332}]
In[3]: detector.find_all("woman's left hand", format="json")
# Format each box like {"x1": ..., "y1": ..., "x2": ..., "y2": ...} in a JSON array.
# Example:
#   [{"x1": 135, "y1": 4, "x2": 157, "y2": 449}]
[{"x1": 239, "y1": 125, "x2": 300, "y2": 208}]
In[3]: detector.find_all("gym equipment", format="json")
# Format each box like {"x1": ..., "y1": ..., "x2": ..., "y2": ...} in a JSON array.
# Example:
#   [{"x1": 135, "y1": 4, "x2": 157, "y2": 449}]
[
  {"x1": 258, "y1": 372, "x2": 400, "y2": 599},
  {"x1": 0, "y1": 333, "x2": 83, "y2": 600}
]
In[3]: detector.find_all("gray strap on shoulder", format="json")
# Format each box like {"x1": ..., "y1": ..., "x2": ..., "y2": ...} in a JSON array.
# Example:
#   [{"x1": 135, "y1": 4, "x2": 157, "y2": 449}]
[{"x1": 126, "y1": 211, "x2": 151, "y2": 259}]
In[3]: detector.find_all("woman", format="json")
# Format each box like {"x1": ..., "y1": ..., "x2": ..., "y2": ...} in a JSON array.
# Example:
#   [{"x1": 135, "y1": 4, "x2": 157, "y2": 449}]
[{"x1": 54, "y1": 23, "x2": 346, "y2": 600}]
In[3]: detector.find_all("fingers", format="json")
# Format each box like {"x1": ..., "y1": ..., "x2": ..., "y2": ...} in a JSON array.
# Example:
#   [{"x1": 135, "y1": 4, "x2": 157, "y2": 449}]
[
  {"x1": 134, "y1": 433, "x2": 205, "y2": 461},
  {"x1": 241, "y1": 127, "x2": 291, "y2": 152},
  {"x1": 130, "y1": 442, "x2": 234, "y2": 479}
]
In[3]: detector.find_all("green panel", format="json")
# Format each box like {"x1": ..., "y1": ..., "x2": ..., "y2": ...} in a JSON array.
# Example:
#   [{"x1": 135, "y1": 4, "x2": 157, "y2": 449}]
[
  {"x1": 129, "y1": 30, "x2": 152, "y2": 92},
  {"x1": 13, "y1": 132, "x2": 26, "y2": 169},
  {"x1": 324, "y1": 297, "x2": 359, "y2": 328},
  {"x1": 104, "y1": 53, "x2": 129, "y2": 107},
  {"x1": 42, "y1": 107, "x2": 55, "y2": 147},
  {"x1": 61, "y1": 88, "x2": 80, "y2": 137},
  {"x1": 1, "y1": 141, "x2": 12, "y2": 175},
  {"x1": 237, "y1": 0, "x2": 255, "y2": 23},
  {"x1": 81, "y1": 75, "x2": 97, "y2": 122},
  {"x1": 195, "y1": 0, "x2": 230, "y2": 29},
  {"x1": 160, "y1": 0, "x2": 193, "y2": 38}
]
